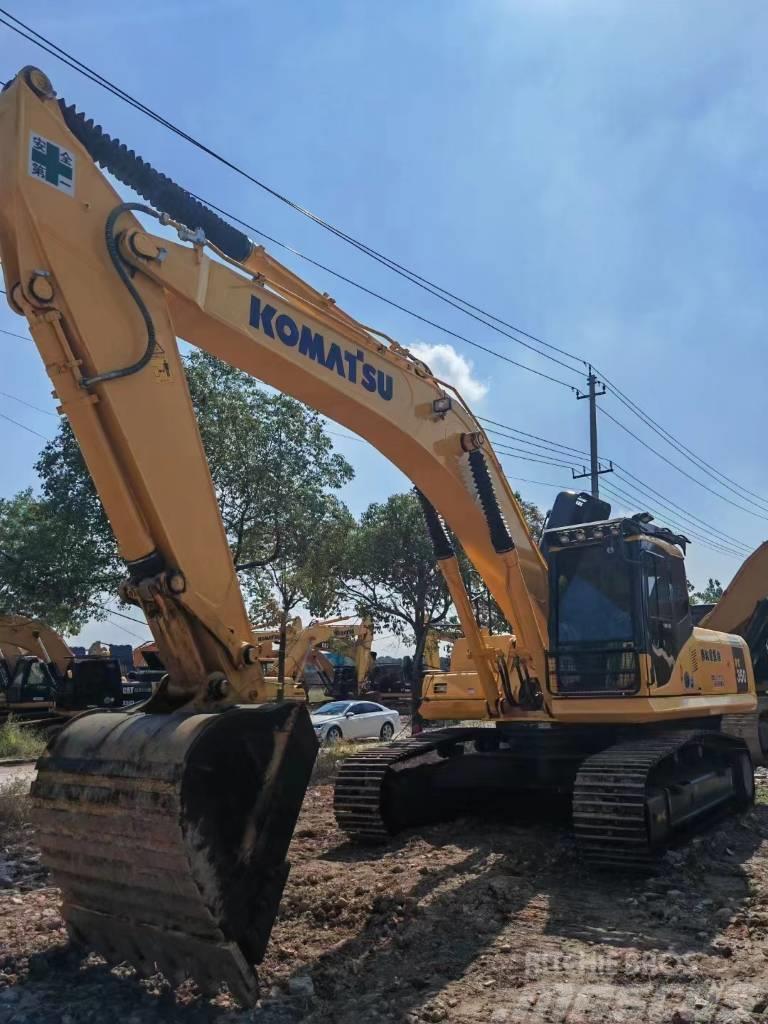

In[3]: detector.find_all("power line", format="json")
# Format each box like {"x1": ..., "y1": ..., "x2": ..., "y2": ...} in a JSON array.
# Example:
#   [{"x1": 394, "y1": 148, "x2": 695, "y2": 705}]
[
  {"x1": 601, "y1": 406, "x2": 768, "y2": 524},
  {"x1": 497, "y1": 450, "x2": 580, "y2": 471},
  {"x1": 612, "y1": 466, "x2": 751, "y2": 553},
  {"x1": 103, "y1": 604, "x2": 147, "y2": 626},
  {"x1": 0, "y1": 326, "x2": 32, "y2": 343},
  {"x1": 0, "y1": 390, "x2": 56, "y2": 417},
  {"x1": 104, "y1": 614, "x2": 146, "y2": 641},
  {"x1": 598, "y1": 484, "x2": 743, "y2": 560},
  {"x1": 486, "y1": 429, "x2": 587, "y2": 462},
  {"x1": 598, "y1": 371, "x2": 768, "y2": 513},
  {"x1": 0, "y1": 409, "x2": 49, "y2": 440},
  {"x1": 480, "y1": 419, "x2": 590, "y2": 458},
  {"x1": 325, "y1": 428, "x2": 366, "y2": 445},
  {"x1": 505, "y1": 475, "x2": 571, "y2": 491},
  {"x1": 502, "y1": 467, "x2": 745, "y2": 561},
  {"x1": 599, "y1": 479, "x2": 745, "y2": 561},
  {"x1": 4, "y1": 9, "x2": 764, "y2": 518},
  {"x1": 0, "y1": 11, "x2": 587, "y2": 382},
  {"x1": 480, "y1": 410, "x2": 753, "y2": 551}
]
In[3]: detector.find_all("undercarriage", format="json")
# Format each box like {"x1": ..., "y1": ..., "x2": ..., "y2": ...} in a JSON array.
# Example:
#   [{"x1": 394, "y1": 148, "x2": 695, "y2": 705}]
[{"x1": 334, "y1": 719, "x2": 757, "y2": 868}]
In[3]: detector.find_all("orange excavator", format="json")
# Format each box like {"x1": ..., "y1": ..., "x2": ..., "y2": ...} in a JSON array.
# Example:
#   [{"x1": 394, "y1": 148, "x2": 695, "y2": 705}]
[{"x1": 0, "y1": 67, "x2": 762, "y2": 1003}]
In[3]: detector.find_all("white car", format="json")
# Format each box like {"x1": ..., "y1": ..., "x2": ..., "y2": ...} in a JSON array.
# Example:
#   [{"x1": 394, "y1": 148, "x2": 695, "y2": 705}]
[{"x1": 311, "y1": 700, "x2": 400, "y2": 744}]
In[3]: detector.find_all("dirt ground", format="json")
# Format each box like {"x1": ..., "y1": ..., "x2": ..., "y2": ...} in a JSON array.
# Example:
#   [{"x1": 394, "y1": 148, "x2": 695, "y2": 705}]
[{"x1": 2, "y1": 768, "x2": 768, "y2": 1024}]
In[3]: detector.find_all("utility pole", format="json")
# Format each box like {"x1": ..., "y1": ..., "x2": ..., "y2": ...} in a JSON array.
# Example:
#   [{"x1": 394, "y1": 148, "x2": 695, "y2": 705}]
[{"x1": 573, "y1": 365, "x2": 613, "y2": 497}]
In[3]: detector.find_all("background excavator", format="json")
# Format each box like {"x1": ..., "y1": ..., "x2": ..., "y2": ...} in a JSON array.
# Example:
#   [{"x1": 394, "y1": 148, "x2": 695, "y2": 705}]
[
  {"x1": 302, "y1": 617, "x2": 374, "y2": 699},
  {"x1": 0, "y1": 67, "x2": 762, "y2": 1003},
  {"x1": 132, "y1": 616, "x2": 374, "y2": 701},
  {"x1": 697, "y1": 543, "x2": 768, "y2": 751},
  {"x1": 0, "y1": 614, "x2": 124, "y2": 726}
]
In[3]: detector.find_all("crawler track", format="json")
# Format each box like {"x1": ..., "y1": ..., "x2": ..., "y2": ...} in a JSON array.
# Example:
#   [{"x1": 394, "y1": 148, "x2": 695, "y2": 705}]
[
  {"x1": 337, "y1": 726, "x2": 754, "y2": 870},
  {"x1": 334, "y1": 728, "x2": 475, "y2": 839},
  {"x1": 573, "y1": 731, "x2": 751, "y2": 870}
]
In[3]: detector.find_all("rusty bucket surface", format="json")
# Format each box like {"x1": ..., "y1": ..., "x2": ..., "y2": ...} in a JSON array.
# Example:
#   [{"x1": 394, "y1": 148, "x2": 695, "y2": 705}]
[{"x1": 31, "y1": 701, "x2": 318, "y2": 1004}]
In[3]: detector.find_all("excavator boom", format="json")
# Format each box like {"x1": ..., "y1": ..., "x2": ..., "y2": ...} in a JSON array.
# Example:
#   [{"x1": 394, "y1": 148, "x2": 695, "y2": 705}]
[
  {"x1": 0, "y1": 67, "x2": 549, "y2": 1000},
  {"x1": 1, "y1": 67, "x2": 759, "y2": 1000},
  {"x1": 0, "y1": 615, "x2": 75, "y2": 671}
]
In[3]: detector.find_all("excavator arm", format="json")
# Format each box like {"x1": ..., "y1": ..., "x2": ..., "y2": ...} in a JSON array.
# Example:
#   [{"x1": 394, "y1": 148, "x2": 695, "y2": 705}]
[
  {"x1": 0, "y1": 614, "x2": 75, "y2": 673},
  {"x1": 0, "y1": 68, "x2": 551, "y2": 1001},
  {"x1": 700, "y1": 543, "x2": 768, "y2": 636}
]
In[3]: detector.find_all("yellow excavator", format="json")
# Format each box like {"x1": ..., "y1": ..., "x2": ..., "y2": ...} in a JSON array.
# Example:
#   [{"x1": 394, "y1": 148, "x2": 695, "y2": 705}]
[
  {"x1": 303, "y1": 617, "x2": 374, "y2": 699},
  {"x1": 0, "y1": 614, "x2": 124, "y2": 722},
  {"x1": 132, "y1": 616, "x2": 372, "y2": 700},
  {"x1": 0, "y1": 67, "x2": 762, "y2": 1002},
  {"x1": 697, "y1": 543, "x2": 768, "y2": 751}
]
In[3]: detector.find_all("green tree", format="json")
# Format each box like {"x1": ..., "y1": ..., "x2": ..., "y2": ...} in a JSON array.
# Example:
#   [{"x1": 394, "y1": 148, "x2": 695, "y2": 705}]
[
  {"x1": 184, "y1": 353, "x2": 353, "y2": 569},
  {"x1": 516, "y1": 491, "x2": 546, "y2": 540},
  {"x1": 690, "y1": 578, "x2": 724, "y2": 605},
  {"x1": 0, "y1": 489, "x2": 116, "y2": 633},
  {"x1": 340, "y1": 491, "x2": 454, "y2": 721},
  {"x1": 248, "y1": 494, "x2": 356, "y2": 684},
  {"x1": 339, "y1": 487, "x2": 545, "y2": 728},
  {"x1": 1, "y1": 352, "x2": 354, "y2": 644}
]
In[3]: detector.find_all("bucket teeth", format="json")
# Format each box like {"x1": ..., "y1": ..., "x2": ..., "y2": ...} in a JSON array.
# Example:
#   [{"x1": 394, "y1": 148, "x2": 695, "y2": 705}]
[{"x1": 31, "y1": 703, "x2": 317, "y2": 1006}]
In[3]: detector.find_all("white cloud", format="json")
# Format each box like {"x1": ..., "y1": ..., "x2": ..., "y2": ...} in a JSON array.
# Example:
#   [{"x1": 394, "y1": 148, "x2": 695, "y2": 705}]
[{"x1": 409, "y1": 342, "x2": 488, "y2": 402}]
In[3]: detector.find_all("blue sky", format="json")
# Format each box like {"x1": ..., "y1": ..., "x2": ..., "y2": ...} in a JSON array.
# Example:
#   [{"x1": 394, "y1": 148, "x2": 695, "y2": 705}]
[{"x1": 2, "y1": 1, "x2": 768, "y2": 650}]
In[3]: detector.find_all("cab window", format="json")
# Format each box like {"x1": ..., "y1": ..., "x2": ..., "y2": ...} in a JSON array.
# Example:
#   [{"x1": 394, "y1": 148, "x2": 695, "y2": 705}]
[
  {"x1": 20, "y1": 660, "x2": 54, "y2": 701},
  {"x1": 644, "y1": 550, "x2": 692, "y2": 660}
]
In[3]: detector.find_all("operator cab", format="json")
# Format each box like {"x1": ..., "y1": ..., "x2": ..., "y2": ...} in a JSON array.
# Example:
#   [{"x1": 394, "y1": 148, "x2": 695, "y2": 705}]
[
  {"x1": 545, "y1": 513, "x2": 692, "y2": 696},
  {"x1": 0, "y1": 654, "x2": 125, "y2": 712},
  {"x1": 57, "y1": 656, "x2": 125, "y2": 711},
  {"x1": 0, "y1": 655, "x2": 56, "y2": 707}
]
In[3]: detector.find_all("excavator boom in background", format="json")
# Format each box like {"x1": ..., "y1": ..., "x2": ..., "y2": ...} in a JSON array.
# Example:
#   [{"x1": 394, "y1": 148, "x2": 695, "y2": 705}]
[
  {"x1": 302, "y1": 617, "x2": 374, "y2": 699},
  {"x1": 0, "y1": 67, "x2": 763, "y2": 1003},
  {"x1": 0, "y1": 614, "x2": 124, "y2": 723},
  {"x1": 132, "y1": 616, "x2": 374, "y2": 701}
]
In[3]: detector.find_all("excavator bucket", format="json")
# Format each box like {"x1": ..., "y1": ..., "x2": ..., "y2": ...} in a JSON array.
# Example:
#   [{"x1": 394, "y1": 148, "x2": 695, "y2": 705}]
[{"x1": 31, "y1": 702, "x2": 317, "y2": 1005}]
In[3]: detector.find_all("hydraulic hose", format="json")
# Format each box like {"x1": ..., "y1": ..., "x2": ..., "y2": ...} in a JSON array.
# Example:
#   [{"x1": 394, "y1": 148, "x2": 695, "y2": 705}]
[{"x1": 80, "y1": 202, "x2": 160, "y2": 388}]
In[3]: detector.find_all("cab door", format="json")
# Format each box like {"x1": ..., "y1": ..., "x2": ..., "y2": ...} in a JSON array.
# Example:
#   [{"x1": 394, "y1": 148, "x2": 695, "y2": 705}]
[
  {"x1": 644, "y1": 549, "x2": 692, "y2": 687},
  {"x1": 17, "y1": 659, "x2": 56, "y2": 703}
]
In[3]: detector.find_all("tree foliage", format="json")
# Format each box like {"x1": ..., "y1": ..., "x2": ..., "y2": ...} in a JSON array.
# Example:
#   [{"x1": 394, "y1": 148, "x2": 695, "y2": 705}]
[
  {"x1": 340, "y1": 488, "x2": 546, "y2": 654},
  {"x1": 0, "y1": 489, "x2": 115, "y2": 633},
  {"x1": 0, "y1": 352, "x2": 354, "y2": 636},
  {"x1": 184, "y1": 352, "x2": 352, "y2": 570},
  {"x1": 690, "y1": 577, "x2": 724, "y2": 605},
  {"x1": 338, "y1": 487, "x2": 544, "y2": 726},
  {"x1": 248, "y1": 494, "x2": 356, "y2": 680},
  {"x1": 1, "y1": 407, "x2": 124, "y2": 631},
  {"x1": 340, "y1": 490, "x2": 454, "y2": 677}
]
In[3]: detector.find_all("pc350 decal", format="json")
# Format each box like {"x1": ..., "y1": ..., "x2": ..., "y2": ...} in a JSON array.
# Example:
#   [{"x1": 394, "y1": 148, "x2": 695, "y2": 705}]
[{"x1": 249, "y1": 296, "x2": 393, "y2": 401}]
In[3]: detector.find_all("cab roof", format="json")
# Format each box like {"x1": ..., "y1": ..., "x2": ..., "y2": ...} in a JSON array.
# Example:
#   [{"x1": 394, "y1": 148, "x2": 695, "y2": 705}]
[{"x1": 544, "y1": 513, "x2": 690, "y2": 553}]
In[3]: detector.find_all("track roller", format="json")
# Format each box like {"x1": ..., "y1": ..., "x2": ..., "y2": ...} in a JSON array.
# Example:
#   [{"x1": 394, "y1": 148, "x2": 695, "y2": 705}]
[{"x1": 573, "y1": 731, "x2": 753, "y2": 870}]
